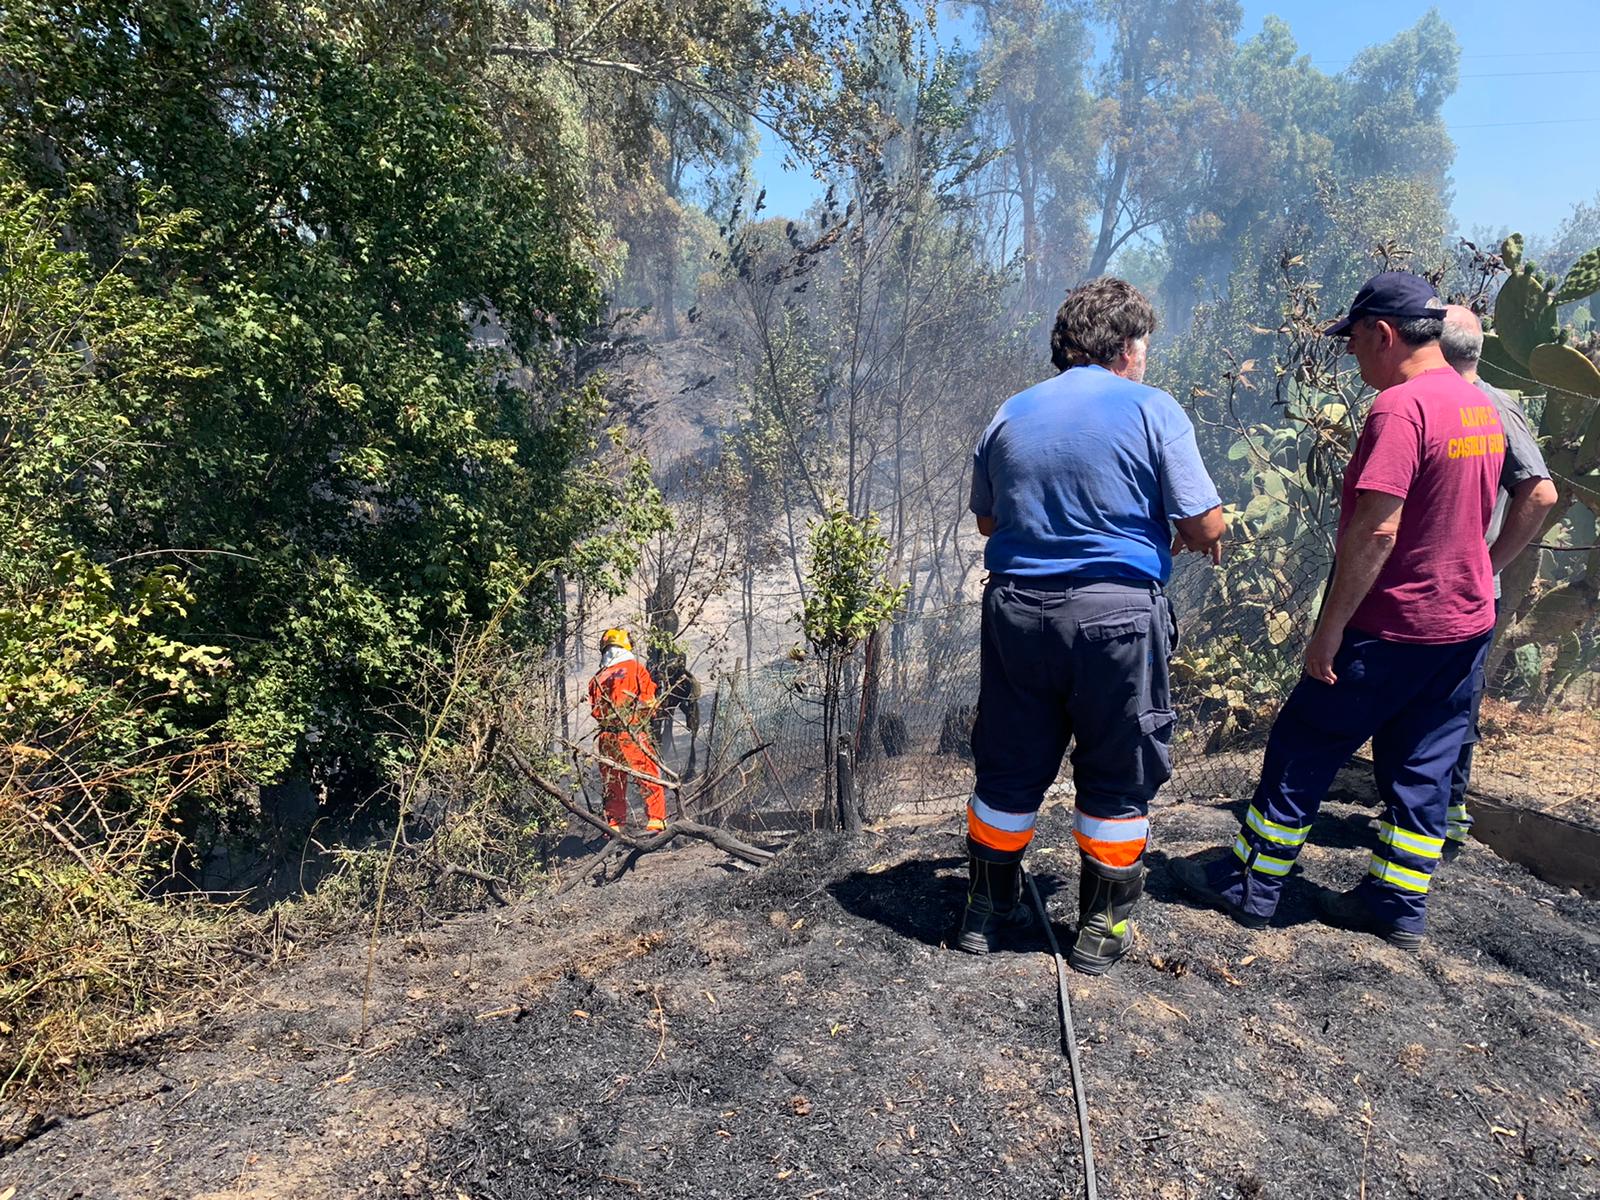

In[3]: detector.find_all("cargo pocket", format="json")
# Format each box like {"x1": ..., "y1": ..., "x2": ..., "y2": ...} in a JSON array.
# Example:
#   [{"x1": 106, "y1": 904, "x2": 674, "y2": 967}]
[
  {"x1": 1137, "y1": 707, "x2": 1176, "y2": 787},
  {"x1": 1078, "y1": 607, "x2": 1151, "y2": 642},
  {"x1": 1080, "y1": 605, "x2": 1157, "y2": 714}
]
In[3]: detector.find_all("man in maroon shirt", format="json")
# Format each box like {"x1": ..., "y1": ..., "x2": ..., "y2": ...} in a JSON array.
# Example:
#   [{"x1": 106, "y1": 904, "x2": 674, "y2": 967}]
[{"x1": 1173, "y1": 272, "x2": 1533, "y2": 950}]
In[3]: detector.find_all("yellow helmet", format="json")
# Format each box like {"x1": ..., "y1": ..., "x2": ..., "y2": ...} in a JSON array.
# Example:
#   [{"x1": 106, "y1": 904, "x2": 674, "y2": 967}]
[{"x1": 599, "y1": 627, "x2": 632, "y2": 652}]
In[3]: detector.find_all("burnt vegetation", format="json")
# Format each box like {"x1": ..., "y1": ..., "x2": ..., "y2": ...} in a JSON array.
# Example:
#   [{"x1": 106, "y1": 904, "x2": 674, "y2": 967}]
[{"x1": 2, "y1": 0, "x2": 1600, "y2": 1194}]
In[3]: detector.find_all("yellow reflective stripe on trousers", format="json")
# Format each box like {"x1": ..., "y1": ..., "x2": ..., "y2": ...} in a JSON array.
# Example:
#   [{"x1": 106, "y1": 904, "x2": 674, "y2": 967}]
[
  {"x1": 1245, "y1": 806, "x2": 1311, "y2": 847},
  {"x1": 1369, "y1": 854, "x2": 1432, "y2": 893},
  {"x1": 1378, "y1": 821, "x2": 1444, "y2": 860},
  {"x1": 1233, "y1": 834, "x2": 1294, "y2": 877}
]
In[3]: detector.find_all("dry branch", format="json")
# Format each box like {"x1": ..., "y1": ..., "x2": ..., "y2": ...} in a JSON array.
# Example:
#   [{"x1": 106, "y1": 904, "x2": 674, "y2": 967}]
[
  {"x1": 554, "y1": 839, "x2": 629, "y2": 895},
  {"x1": 437, "y1": 862, "x2": 512, "y2": 907},
  {"x1": 501, "y1": 746, "x2": 778, "y2": 870}
]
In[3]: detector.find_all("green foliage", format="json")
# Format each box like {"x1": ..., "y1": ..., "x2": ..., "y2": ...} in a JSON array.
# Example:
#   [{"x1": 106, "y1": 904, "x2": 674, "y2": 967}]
[
  {"x1": 0, "y1": 182, "x2": 230, "y2": 768},
  {"x1": 1, "y1": 0, "x2": 662, "y2": 802},
  {"x1": 799, "y1": 504, "x2": 907, "y2": 656},
  {"x1": 1556, "y1": 247, "x2": 1600, "y2": 305},
  {"x1": 797, "y1": 500, "x2": 906, "y2": 827},
  {"x1": 1335, "y1": 9, "x2": 1458, "y2": 182}
]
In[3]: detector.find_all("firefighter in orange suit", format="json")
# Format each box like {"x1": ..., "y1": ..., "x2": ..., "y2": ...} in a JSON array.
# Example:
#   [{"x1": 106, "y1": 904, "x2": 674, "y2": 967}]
[{"x1": 588, "y1": 628, "x2": 668, "y2": 833}]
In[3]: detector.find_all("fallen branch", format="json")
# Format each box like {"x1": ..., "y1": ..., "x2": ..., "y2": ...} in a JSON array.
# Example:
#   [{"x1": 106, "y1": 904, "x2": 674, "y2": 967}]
[
  {"x1": 437, "y1": 862, "x2": 511, "y2": 907},
  {"x1": 559, "y1": 735, "x2": 682, "y2": 792},
  {"x1": 554, "y1": 839, "x2": 628, "y2": 895},
  {"x1": 396, "y1": 824, "x2": 513, "y2": 906},
  {"x1": 502, "y1": 746, "x2": 777, "y2": 868}
]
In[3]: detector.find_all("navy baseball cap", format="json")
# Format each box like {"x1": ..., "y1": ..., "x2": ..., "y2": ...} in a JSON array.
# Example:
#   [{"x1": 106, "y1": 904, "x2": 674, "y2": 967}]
[{"x1": 1325, "y1": 271, "x2": 1441, "y2": 337}]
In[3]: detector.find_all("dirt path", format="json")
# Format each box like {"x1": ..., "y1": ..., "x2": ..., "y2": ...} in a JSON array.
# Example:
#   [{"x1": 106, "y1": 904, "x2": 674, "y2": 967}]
[{"x1": 5, "y1": 792, "x2": 1598, "y2": 1200}]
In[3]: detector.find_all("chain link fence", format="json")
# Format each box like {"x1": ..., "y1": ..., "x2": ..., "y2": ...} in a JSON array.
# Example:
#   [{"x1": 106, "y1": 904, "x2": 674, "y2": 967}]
[{"x1": 624, "y1": 536, "x2": 1600, "y2": 837}]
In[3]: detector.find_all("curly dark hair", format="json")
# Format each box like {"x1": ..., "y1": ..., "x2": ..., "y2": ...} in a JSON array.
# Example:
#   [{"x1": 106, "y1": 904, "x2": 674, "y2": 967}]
[{"x1": 1050, "y1": 277, "x2": 1158, "y2": 372}]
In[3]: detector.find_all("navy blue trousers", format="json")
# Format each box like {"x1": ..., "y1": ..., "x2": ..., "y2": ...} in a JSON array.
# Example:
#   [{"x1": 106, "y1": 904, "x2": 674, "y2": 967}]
[
  {"x1": 1207, "y1": 628, "x2": 1491, "y2": 934},
  {"x1": 1446, "y1": 601, "x2": 1500, "y2": 845},
  {"x1": 969, "y1": 577, "x2": 1175, "y2": 867}
]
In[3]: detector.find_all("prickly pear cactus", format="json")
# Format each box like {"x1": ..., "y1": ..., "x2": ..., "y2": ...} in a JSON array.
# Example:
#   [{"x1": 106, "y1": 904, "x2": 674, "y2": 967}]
[
  {"x1": 1482, "y1": 236, "x2": 1600, "y2": 699},
  {"x1": 1501, "y1": 233, "x2": 1524, "y2": 273},
  {"x1": 1556, "y1": 247, "x2": 1600, "y2": 305},
  {"x1": 1478, "y1": 333, "x2": 1524, "y2": 392},
  {"x1": 1494, "y1": 267, "x2": 1559, "y2": 368},
  {"x1": 1529, "y1": 341, "x2": 1600, "y2": 399}
]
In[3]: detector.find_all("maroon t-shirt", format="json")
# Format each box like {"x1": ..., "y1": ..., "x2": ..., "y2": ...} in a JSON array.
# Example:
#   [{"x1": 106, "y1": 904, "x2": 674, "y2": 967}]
[{"x1": 1337, "y1": 366, "x2": 1504, "y2": 644}]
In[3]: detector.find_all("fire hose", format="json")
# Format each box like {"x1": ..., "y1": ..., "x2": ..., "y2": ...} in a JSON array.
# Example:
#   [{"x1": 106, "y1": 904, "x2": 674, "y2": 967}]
[{"x1": 1024, "y1": 869, "x2": 1099, "y2": 1200}]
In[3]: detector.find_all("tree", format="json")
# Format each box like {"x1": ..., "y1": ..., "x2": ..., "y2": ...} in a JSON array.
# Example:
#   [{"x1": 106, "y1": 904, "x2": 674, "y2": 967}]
[
  {"x1": 798, "y1": 503, "x2": 906, "y2": 829},
  {"x1": 1084, "y1": 0, "x2": 1243, "y2": 278},
  {"x1": 2, "y1": 0, "x2": 663, "y2": 805},
  {"x1": 958, "y1": 0, "x2": 1094, "y2": 309},
  {"x1": 1334, "y1": 9, "x2": 1458, "y2": 186}
]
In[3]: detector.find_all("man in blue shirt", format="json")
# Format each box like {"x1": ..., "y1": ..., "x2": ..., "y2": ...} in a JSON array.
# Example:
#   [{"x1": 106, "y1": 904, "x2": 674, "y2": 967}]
[{"x1": 959, "y1": 277, "x2": 1224, "y2": 974}]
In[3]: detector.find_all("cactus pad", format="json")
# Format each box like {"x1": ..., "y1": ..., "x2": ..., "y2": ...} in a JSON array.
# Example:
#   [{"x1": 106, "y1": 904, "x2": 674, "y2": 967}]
[
  {"x1": 1556, "y1": 246, "x2": 1600, "y2": 305},
  {"x1": 1493, "y1": 269, "x2": 1558, "y2": 368},
  {"x1": 1501, "y1": 233, "x2": 1524, "y2": 272},
  {"x1": 1478, "y1": 333, "x2": 1525, "y2": 392},
  {"x1": 1530, "y1": 341, "x2": 1600, "y2": 400}
]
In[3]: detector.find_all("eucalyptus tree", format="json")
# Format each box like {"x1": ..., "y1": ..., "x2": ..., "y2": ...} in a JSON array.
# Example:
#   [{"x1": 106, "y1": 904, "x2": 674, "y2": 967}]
[
  {"x1": 1084, "y1": 0, "x2": 1243, "y2": 279},
  {"x1": 956, "y1": 0, "x2": 1095, "y2": 310}
]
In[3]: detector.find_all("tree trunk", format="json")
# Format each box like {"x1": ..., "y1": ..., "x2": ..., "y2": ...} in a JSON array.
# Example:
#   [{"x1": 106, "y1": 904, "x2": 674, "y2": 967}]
[
  {"x1": 1010, "y1": 101, "x2": 1038, "y2": 309},
  {"x1": 662, "y1": 240, "x2": 678, "y2": 338},
  {"x1": 556, "y1": 570, "x2": 571, "y2": 751},
  {"x1": 856, "y1": 625, "x2": 882, "y2": 763},
  {"x1": 837, "y1": 735, "x2": 860, "y2": 833}
]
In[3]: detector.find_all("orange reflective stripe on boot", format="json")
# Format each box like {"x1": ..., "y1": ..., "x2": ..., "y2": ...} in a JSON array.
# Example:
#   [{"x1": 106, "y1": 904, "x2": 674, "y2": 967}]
[
  {"x1": 966, "y1": 795, "x2": 1037, "y2": 855},
  {"x1": 1072, "y1": 810, "x2": 1149, "y2": 869}
]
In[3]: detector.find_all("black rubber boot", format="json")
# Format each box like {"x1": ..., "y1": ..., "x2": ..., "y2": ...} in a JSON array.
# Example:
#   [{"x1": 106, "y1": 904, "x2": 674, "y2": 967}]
[
  {"x1": 1312, "y1": 886, "x2": 1424, "y2": 953},
  {"x1": 1067, "y1": 854, "x2": 1145, "y2": 975},
  {"x1": 1170, "y1": 855, "x2": 1269, "y2": 929},
  {"x1": 954, "y1": 842, "x2": 1035, "y2": 955}
]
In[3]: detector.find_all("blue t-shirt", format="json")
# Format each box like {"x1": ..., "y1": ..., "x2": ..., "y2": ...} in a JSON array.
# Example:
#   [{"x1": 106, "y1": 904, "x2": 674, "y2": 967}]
[{"x1": 969, "y1": 365, "x2": 1221, "y2": 583}]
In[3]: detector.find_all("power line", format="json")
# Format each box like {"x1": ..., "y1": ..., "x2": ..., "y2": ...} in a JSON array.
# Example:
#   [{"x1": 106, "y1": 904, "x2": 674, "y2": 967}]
[
  {"x1": 1311, "y1": 49, "x2": 1600, "y2": 65},
  {"x1": 1459, "y1": 68, "x2": 1600, "y2": 78},
  {"x1": 1454, "y1": 116, "x2": 1600, "y2": 130}
]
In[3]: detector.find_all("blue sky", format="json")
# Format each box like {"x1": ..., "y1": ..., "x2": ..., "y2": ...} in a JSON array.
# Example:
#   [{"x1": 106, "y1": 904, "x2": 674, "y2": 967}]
[{"x1": 748, "y1": 1, "x2": 1599, "y2": 243}]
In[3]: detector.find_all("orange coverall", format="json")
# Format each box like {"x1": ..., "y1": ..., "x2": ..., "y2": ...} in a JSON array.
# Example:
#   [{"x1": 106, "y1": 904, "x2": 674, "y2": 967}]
[{"x1": 588, "y1": 654, "x2": 666, "y2": 828}]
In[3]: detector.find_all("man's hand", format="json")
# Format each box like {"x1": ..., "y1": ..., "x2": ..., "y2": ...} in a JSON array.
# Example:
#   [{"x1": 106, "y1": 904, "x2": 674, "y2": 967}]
[
  {"x1": 1172, "y1": 505, "x2": 1225, "y2": 565},
  {"x1": 1170, "y1": 531, "x2": 1223, "y2": 564},
  {"x1": 1302, "y1": 623, "x2": 1343, "y2": 685}
]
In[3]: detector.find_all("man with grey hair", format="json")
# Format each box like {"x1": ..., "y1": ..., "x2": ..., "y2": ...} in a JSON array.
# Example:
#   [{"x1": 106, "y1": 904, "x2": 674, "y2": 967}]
[
  {"x1": 1174, "y1": 272, "x2": 1507, "y2": 951},
  {"x1": 1439, "y1": 304, "x2": 1559, "y2": 853}
]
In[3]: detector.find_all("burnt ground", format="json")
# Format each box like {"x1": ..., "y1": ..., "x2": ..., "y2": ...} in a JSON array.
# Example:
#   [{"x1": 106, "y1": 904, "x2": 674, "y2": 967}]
[{"x1": 4, "y1": 787, "x2": 1599, "y2": 1200}]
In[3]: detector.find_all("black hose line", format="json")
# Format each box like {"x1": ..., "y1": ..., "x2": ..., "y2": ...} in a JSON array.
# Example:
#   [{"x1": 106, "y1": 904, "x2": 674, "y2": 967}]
[{"x1": 1024, "y1": 869, "x2": 1099, "y2": 1200}]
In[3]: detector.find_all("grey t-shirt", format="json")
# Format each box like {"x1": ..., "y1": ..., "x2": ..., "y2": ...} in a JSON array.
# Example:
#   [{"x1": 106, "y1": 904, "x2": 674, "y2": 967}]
[{"x1": 1476, "y1": 379, "x2": 1549, "y2": 597}]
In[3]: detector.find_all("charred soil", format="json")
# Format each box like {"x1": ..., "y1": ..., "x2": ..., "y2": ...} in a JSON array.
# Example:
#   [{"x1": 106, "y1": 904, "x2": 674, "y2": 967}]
[{"x1": 4, "y1": 790, "x2": 1599, "y2": 1200}]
